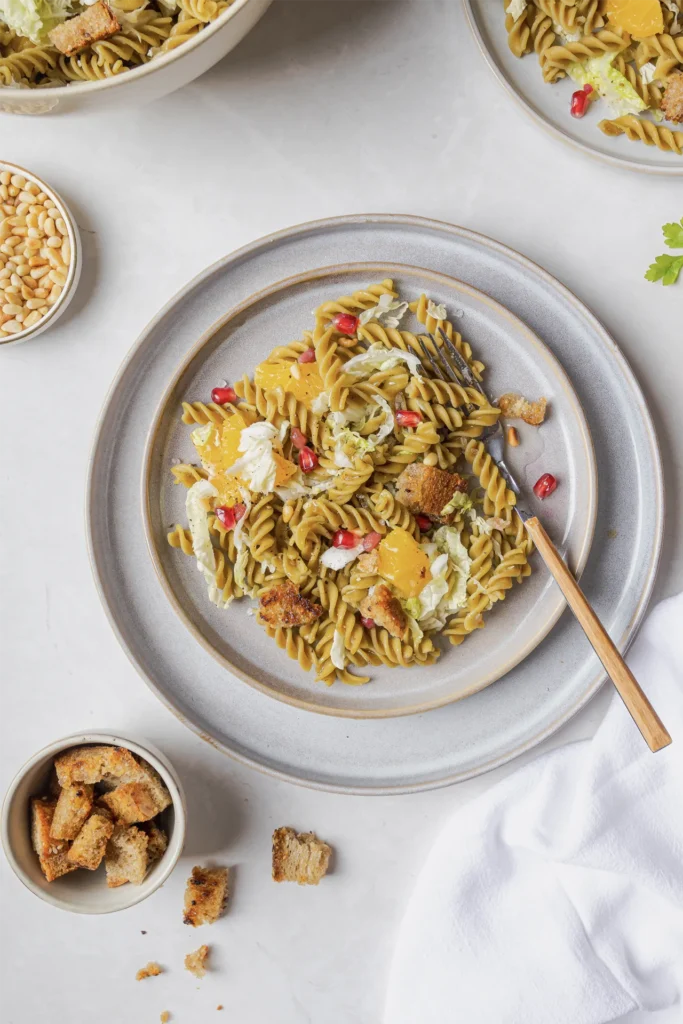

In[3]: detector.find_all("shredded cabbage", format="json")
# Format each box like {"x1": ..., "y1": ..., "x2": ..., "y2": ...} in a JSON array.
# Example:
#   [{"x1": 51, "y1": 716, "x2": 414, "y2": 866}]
[
  {"x1": 330, "y1": 630, "x2": 347, "y2": 670},
  {"x1": 232, "y1": 487, "x2": 252, "y2": 589},
  {"x1": 426, "y1": 299, "x2": 447, "y2": 321},
  {"x1": 342, "y1": 343, "x2": 423, "y2": 379},
  {"x1": 567, "y1": 54, "x2": 647, "y2": 117},
  {"x1": 186, "y1": 480, "x2": 231, "y2": 607},
  {"x1": 639, "y1": 62, "x2": 657, "y2": 85},
  {"x1": 440, "y1": 490, "x2": 473, "y2": 517},
  {"x1": 433, "y1": 526, "x2": 472, "y2": 612},
  {"x1": 0, "y1": 0, "x2": 72, "y2": 42},
  {"x1": 229, "y1": 421, "x2": 279, "y2": 494},
  {"x1": 320, "y1": 543, "x2": 364, "y2": 570},
  {"x1": 506, "y1": 0, "x2": 527, "y2": 19},
  {"x1": 358, "y1": 293, "x2": 409, "y2": 330}
]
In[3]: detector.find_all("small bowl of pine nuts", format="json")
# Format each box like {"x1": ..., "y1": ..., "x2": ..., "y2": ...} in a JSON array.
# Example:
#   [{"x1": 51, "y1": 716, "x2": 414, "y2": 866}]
[{"x1": 0, "y1": 162, "x2": 81, "y2": 347}]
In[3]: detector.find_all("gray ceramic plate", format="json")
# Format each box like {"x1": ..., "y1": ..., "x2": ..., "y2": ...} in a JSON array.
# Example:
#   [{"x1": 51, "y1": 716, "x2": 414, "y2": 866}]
[
  {"x1": 464, "y1": 0, "x2": 683, "y2": 177},
  {"x1": 87, "y1": 215, "x2": 662, "y2": 793},
  {"x1": 143, "y1": 263, "x2": 596, "y2": 717}
]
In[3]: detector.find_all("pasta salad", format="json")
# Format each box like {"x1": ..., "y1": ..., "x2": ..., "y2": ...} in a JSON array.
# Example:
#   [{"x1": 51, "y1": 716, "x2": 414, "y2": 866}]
[
  {"x1": 504, "y1": 0, "x2": 683, "y2": 155},
  {"x1": 166, "y1": 280, "x2": 536, "y2": 687}
]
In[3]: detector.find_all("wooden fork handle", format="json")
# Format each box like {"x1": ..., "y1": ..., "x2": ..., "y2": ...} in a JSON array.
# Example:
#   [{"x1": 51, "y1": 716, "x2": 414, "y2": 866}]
[{"x1": 525, "y1": 517, "x2": 671, "y2": 753}]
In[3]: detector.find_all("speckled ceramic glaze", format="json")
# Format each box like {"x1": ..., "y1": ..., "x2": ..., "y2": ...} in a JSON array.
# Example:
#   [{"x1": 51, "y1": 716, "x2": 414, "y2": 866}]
[
  {"x1": 87, "y1": 216, "x2": 663, "y2": 794},
  {"x1": 143, "y1": 263, "x2": 596, "y2": 717},
  {"x1": 464, "y1": 0, "x2": 683, "y2": 177}
]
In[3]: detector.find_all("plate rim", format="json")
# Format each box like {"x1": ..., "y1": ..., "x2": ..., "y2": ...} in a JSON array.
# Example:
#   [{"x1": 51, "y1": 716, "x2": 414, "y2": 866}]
[
  {"x1": 86, "y1": 213, "x2": 664, "y2": 793},
  {"x1": 462, "y1": 0, "x2": 683, "y2": 179},
  {"x1": 141, "y1": 260, "x2": 598, "y2": 719}
]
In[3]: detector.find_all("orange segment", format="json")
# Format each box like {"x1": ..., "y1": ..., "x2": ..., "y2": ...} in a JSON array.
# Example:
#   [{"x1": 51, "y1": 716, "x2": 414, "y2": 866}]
[
  {"x1": 606, "y1": 0, "x2": 663, "y2": 38},
  {"x1": 210, "y1": 472, "x2": 243, "y2": 507},
  {"x1": 273, "y1": 453, "x2": 298, "y2": 485},
  {"x1": 193, "y1": 410, "x2": 247, "y2": 475},
  {"x1": 377, "y1": 528, "x2": 432, "y2": 599},
  {"x1": 254, "y1": 360, "x2": 325, "y2": 409}
]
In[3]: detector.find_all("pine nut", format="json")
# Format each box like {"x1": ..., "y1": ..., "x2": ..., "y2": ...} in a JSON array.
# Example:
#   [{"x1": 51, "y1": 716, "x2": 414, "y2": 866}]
[
  {"x1": 23, "y1": 310, "x2": 41, "y2": 328},
  {"x1": 423, "y1": 452, "x2": 438, "y2": 466},
  {"x1": 507, "y1": 426, "x2": 520, "y2": 447},
  {"x1": 1, "y1": 319, "x2": 22, "y2": 333}
]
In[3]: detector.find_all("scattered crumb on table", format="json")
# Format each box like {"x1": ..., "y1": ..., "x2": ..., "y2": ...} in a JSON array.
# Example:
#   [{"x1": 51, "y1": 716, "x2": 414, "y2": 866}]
[
  {"x1": 607, "y1": 528, "x2": 618, "y2": 539},
  {"x1": 160, "y1": 1013, "x2": 170, "y2": 1023},
  {"x1": 136, "y1": 961, "x2": 162, "y2": 981},
  {"x1": 217, "y1": 1006, "x2": 223, "y2": 1011},
  {"x1": 184, "y1": 944, "x2": 209, "y2": 978}
]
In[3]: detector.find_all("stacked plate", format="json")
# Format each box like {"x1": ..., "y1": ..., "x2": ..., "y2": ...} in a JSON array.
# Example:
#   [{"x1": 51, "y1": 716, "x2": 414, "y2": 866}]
[{"x1": 87, "y1": 215, "x2": 662, "y2": 793}]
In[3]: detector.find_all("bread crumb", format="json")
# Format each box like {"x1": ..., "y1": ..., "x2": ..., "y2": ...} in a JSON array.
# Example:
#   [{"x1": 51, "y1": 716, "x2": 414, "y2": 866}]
[
  {"x1": 498, "y1": 393, "x2": 547, "y2": 426},
  {"x1": 184, "y1": 945, "x2": 209, "y2": 979},
  {"x1": 216, "y1": 1006, "x2": 223, "y2": 1011},
  {"x1": 272, "y1": 827, "x2": 331, "y2": 885},
  {"x1": 136, "y1": 961, "x2": 162, "y2": 981},
  {"x1": 160, "y1": 1013, "x2": 170, "y2": 1023},
  {"x1": 183, "y1": 866, "x2": 229, "y2": 926}
]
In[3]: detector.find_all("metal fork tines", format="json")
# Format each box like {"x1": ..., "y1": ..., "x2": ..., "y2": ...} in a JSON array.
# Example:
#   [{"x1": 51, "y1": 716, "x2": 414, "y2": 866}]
[{"x1": 425, "y1": 328, "x2": 527, "y2": 513}]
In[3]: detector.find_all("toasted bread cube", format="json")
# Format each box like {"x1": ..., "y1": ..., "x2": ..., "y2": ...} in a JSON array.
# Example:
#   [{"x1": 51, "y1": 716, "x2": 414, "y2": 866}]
[
  {"x1": 100, "y1": 782, "x2": 160, "y2": 824},
  {"x1": 184, "y1": 944, "x2": 209, "y2": 978},
  {"x1": 356, "y1": 550, "x2": 380, "y2": 574},
  {"x1": 395, "y1": 464, "x2": 469, "y2": 522},
  {"x1": 126, "y1": 759, "x2": 172, "y2": 816},
  {"x1": 105, "y1": 825, "x2": 149, "y2": 887},
  {"x1": 136, "y1": 961, "x2": 163, "y2": 981},
  {"x1": 662, "y1": 70, "x2": 683, "y2": 124},
  {"x1": 30, "y1": 798, "x2": 78, "y2": 882},
  {"x1": 498, "y1": 392, "x2": 547, "y2": 426},
  {"x1": 258, "y1": 581, "x2": 322, "y2": 628},
  {"x1": 144, "y1": 821, "x2": 168, "y2": 863},
  {"x1": 48, "y1": 1, "x2": 120, "y2": 56},
  {"x1": 67, "y1": 810, "x2": 114, "y2": 870},
  {"x1": 360, "y1": 584, "x2": 407, "y2": 639},
  {"x1": 55, "y1": 745, "x2": 140, "y2": 787},
  {"x1": 272, "y1": 827, "x2": 331, "y2": 885},
  {"x1": 183, "y1": 866, "x2": 228, "y2": 926},
  {"x1": 49, "y1": 782, "x2": 94, "y2": 840}
]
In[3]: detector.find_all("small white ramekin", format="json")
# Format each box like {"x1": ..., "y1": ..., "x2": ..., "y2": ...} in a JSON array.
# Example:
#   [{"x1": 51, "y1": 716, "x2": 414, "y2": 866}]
[
  {"x1": 1, "y1": 731, "x2": 186, "y2": 914},
  {"x1": 0, "y1": 161, "x2": 82, "y2": 348}
]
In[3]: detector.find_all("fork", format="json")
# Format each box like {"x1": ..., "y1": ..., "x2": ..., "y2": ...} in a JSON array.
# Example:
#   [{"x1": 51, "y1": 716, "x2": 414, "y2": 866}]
[{"x1": 417, "y1": 328, "x2": 671, "y2": 753}]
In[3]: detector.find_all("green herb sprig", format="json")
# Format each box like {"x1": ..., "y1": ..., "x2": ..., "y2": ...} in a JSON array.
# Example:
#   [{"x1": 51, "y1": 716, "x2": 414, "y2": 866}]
[{"x1": 645, "y1": 217, "x2": 683, "y2": 286}]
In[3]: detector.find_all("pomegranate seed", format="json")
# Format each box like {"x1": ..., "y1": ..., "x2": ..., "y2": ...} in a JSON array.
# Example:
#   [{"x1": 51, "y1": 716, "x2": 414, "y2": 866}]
[
  {"x1": 533, "y1": 473, "x2": 558, "y2": 499},
  {"x1": 361, "y1": 616, "x2": 376, "y2": 630},
  {"x1": 331, "y1": 312, "x2": 359, "y2": 335},
  {"x1": 332, "y1": 529, "x2": 361, "y2": 549},
  {"x1": 211, "y1": 385, "x2": 237, "y2": 405},
  {"x1": 290, "y1": 426, "x2": 308, "y2": 450},
  {"x1": 215, "y1": 503, "x2": 246, "y2": 530},
  {"x1": 362, "y1": 531, "x2": 382, "y2": 552},
  {"x1": 416, "y1": 514, "x2": 432, "y2": 531},
  {"x1": 570, "y1": 84, "x2": 593, "y2": 118},
  {"x1": 298, "y1": 446, "x2": 318, "y2": 473},
  {"x1": 298, "y1": 347, "x2": 316, "y2": 363},
  {"x1": 396, "y1": 409, "x2": 423, "y2": 428}
]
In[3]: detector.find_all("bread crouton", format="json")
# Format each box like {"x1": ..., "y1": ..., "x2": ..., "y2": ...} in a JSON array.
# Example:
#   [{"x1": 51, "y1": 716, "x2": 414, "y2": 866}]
[
  {"x1": 55, "y1": 745, "x2": 140, "y2": 787},
  {"x1": 360, "y1": 584, "x2": 407, "y2": 639},
  {"x1": 184, "y1": 944, "x2": 209, "y2": 978},
  {"x1": 498, "y1": 392, "x2": 547, "y2": 426},
  {"x1": 272, "y1": 827, "x2": 331, "y2": 885},
  {"x1": 30, "y1": 798, "x2": 79, "y2": 882},
  {"x1": 105, "y1": 825, "x2": 149, "y2": 887},
  {"x1": 662, "y1": 70, "x2": 683, "y2": 124},
  {"x1": 136, "y1": 961, "x2": 162, "y2": 981},
  {"x1": 357, "y1": 550, "x2": 380, "y2": 574},
  {"x1": 49, "y1": 782, "x2": 94, "y2": 840},
  {"x1": 100, "y1": 782, "x2": 160, "y2": 824},
  {"x1": 55, "y1": 745, "x2": 172, "y2": 815},
  {"x1": 258, "y1": 581, "x2": 322, "y2": 628},
  {"x1": 183, "y1": 866, "x2": 228, "y2": 926},
  {"x1": 48, "y1": 1, "x2": 120, "y2": 56},
  {"x1": 67, "y1": 810, "x2": 114, "y2": 870},
  {"x1": 395, "y1": 464, "x2": 469, "y2": 523},
  {"x1": 143, "y1": 821, "x2": 168, "y2": 863}
]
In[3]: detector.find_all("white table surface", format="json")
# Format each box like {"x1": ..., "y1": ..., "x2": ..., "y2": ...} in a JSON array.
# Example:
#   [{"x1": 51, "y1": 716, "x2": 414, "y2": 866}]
[{"x1": 2, "y1": 3, "x2": 682, "y2": 1022}]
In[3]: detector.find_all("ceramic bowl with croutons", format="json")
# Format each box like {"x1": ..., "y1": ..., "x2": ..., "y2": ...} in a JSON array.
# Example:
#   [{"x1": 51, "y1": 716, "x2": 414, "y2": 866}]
[{"x1": 1, "y1": 731, "x2": 186, "y2": 914}]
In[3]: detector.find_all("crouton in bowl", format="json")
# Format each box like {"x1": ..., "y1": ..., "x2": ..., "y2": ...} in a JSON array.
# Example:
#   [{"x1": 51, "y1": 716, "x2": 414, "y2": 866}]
[{"x1": 1, "y1": 732, "x2": 186, "y2": 913}]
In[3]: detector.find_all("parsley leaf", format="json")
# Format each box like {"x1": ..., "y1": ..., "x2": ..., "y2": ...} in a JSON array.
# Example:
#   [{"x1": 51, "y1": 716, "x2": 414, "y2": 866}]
[
  {"x1": 645, "y1": 254, "x2": 683, "y2": 286},
  {"x1": 662, "y1": 217, "x2": 683, "y2": 250}
]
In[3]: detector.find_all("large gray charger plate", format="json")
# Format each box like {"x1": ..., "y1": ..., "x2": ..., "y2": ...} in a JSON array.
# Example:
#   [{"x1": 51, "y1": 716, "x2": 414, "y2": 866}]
[
  {"x1": 87, "y1": 215, "x2": 662, "y2": 794},
  {"x1": 464, "y1": 0, "x2": 683, "y2": 177}
]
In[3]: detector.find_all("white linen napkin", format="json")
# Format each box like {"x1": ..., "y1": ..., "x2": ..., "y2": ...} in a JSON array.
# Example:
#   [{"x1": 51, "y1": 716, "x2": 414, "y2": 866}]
[{"x1": 385, "y1": 594, "x2": 683, "y2": 1024}]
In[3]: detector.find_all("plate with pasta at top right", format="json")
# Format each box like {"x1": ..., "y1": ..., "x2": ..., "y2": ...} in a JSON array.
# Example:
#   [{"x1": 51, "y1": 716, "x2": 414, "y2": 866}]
[
  {"x1": 465, "y1": 0, "x2": 683, "y2": 175},
  {"x1": 141, "y1": 262, "x2": 597, "y2": 719}
]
